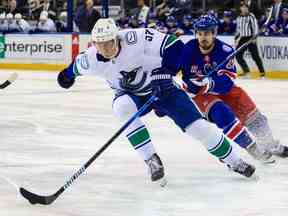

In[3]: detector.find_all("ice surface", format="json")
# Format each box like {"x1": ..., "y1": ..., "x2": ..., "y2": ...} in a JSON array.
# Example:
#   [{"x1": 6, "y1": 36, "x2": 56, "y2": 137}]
[{"x1": 0, "y1": 70, "x2": 288, "y2": 216}]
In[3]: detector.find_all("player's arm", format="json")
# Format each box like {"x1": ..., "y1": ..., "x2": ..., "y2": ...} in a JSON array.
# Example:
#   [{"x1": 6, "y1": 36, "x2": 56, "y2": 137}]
[
  {"x1": 57, "y1": 51, "x2": 92, "y2": 89},
  {"x1": 144, "y1": 28, "x2": 184, "y2": 75},
  {"x1": 179, "y1": 42, "x2": 203, "y2": 96},
  {"x1": 143, "y1": 28, "x2": 184, "y2": 98},
  {"x1": 208, "y1": 48, "x2": 237, "y2": 94}
]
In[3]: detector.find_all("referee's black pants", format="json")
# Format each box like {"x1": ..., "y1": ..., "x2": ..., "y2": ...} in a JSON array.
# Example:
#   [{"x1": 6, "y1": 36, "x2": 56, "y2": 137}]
[{"x1": 235, "y1": 36, "x2": 265, "y2": 75}]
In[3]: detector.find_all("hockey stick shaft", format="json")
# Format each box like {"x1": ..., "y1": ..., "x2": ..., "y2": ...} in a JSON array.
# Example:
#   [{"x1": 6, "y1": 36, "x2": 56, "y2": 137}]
[
  {"x1": 20, "y1": 94, "x2": 158, "y2": 205},
  {"x1": 206, "y1": 14, "x2": 273, "y2": 77}
]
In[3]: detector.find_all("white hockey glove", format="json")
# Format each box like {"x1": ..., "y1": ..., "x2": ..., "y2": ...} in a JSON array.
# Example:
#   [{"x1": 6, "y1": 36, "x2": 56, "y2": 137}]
[{"x1": 190, "y1": 77, "x2": 214, "y2": 94}]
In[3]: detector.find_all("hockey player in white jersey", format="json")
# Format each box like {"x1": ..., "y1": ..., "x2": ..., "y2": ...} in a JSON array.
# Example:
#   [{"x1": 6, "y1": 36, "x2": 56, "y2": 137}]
[{"x1": 57, "y1": 18, "x2": 257, "y2": 184}]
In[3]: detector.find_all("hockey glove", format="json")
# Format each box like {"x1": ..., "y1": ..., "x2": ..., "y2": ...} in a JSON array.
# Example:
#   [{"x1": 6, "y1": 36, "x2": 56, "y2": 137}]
[
  {"x1": 57, "y1": 62, "x2": 75, "y2": 89},
  {"x1": 151, "y1": 68, "x2": 177, "y2": 99},
  {"x1": 190, "y1": 77, "x2": 214, "y2": 95}
]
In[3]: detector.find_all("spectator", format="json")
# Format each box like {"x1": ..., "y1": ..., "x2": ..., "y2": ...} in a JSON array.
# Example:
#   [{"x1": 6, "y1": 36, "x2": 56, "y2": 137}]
[
  {"x1": 0, "y1": 13, "x2": 8, "y2": 32},
  {"x1": 156, "y1": 0, "x2": 173, "y2": 22},
  {"x1": 155, "y1": 20, "x2": 168, "y2": 33},
  {"x1": 6, "y1": 13, "x2": 19, "y2": 33},
  {"x1": 181, "y1": 14, "x2": 193, "y2": 35},
  {"x1": 14, "y1": 13, "x2": 30, "y2": 33},
  {"x1": 74, "y1": 0, "x2": 101, "y2": 32},
  {"x1": 116, "y1": 15, "x2": 130, "y2": 29},
  {"x1": 165, "y1": 15, "x2": 183, "y2": 36},
  {"x1": 207, "y1": 9, "x2": 219, "y2": 19},
  {"x1": 267, "y1": 0, "x2": 288, "y2": 23},
  {"x1": 128, "y1": 15, "x2": 145, "y2": 28},
  {"x1": 6, "y1": 0, "x2": 21, "y2": 15},
  {"x1": 35, "y1": 11, "x2": 56, "y2": 33},
  {"x1": 136, "y1": 0, "x2": 150, "y2": 26},
  {"x1": 271, "y1": 7, "x2": 288, "y2": 35},
  {"x1": 219, "y1": 10, "x2": 236, "y2": 35},
  {"x1": 259, "y1": 8, "x2": 272, "y2": 33},
  {"x1": 16, "y1": 0, "x2": 29, "y2": 16},
  {"x1": 33, "y1": 0, "x2": 57, "y2": 21},
  {"x1": 241, "y1": 0, "x2": 261, "y2": 19}
]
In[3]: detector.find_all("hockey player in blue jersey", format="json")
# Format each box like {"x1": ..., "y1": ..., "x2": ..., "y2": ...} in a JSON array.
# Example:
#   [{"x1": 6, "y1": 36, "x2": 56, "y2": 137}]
[
  {"x1": 180, "y1": 15, "x2": 288, "y2": 161},
  {"x1": 57, "y1": 18, "x2": 257, "y2": 184}
]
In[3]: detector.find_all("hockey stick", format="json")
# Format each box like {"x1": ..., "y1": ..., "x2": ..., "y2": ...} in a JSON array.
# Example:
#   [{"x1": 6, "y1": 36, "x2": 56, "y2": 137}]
[
  {"x1": 20, "y1": 95, "x2": 158, "y2": 205},
  {"x1": 0, "y1": 73, "x2": 18, "y2": 89}
]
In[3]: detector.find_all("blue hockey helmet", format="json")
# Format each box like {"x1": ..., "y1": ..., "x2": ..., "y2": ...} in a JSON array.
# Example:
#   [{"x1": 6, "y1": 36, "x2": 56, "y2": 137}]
[
  {"x1": 193, "y1": 14, "x2": 218, "y2": 32},
  {"x1": 183, "y1": 14, "x2": 193, "y2": 22},
  {"x1": 166, "y1": 15, "x2": 177, "y2": 27}
]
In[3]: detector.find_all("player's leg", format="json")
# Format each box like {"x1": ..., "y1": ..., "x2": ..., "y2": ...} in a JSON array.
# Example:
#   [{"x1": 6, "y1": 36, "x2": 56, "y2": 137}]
[
  {"x1": 221, "y1": 85, "x2": 288, "y2": 157},
  {"x1": 235, "y1": 38, "x2": 250, "y2": 76},
  {"x1": 208, "y1": 101, "x2": 273, "y2": 162},
  {"x1": 193, "y1": 94, "x2": 272, "y2": 162},
  {"x1": 247, "y1": 42, "x2": 265, "y2": 77},
  {"x1": 245, "y1": 111, "x2": 288, "y2": 157},
  {"x1": 157, "y1": 89, "x2": 256, "y2": 177},
  {"x1": 112, "y1": 93, "x2": 165, "y2": 182}
]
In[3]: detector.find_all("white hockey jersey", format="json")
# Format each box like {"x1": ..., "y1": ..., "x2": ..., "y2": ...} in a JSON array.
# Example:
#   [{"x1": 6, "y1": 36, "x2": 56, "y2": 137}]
[{"x1": 74, "y1": 28, "x2": 178, "y2": 96}]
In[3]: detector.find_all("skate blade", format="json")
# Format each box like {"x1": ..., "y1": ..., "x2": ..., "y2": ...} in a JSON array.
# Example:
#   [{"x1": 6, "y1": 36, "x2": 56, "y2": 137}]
[
  {"x1": 156, "y1": 177, "x2": 167, "y2": 187},
  {"x1": 260, "y1": 158, "x2": 276, "y2": 165},
  {"x1": 248, "y1": 173, "x2": 260, "y2": 182}
]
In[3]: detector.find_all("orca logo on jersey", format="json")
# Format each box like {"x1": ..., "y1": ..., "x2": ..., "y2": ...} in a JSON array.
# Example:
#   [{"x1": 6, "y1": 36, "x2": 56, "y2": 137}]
[
  {"x1": 119, "y1": 66, "x2": 148, "y2": 92},
  {"x1": 125, "y1": 31, "x2": 137, "y2": 45},
  {"x1": 78, "y1": 54, "x2": 89, "y2": 69}
]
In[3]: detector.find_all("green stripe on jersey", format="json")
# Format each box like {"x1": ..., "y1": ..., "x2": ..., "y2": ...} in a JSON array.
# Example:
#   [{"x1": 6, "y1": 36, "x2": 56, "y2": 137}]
[
  {"x1": 164, "y1": 34, "x2": 179, "y2": 49},
  {"x1": 209, "y1": 136, "x2": 232, "y2": 158},
  {"x1": 73, "y1": 63, "x2": 81, "y2": 76},
  {"x1": 127, "y1": 127, "x2": 150, "y2": 147}
]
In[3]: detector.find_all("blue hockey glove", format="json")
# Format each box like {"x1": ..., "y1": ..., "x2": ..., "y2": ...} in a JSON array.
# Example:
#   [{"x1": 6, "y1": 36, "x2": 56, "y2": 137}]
[
  {"x1": 151, "y1": 68, "x2": 177, "y2": 99},
  {"x1": 154, "y1": 107, "x2": 167, "y2": 118},
  {"x1": 57, "y1": 62, "x2": 75, "y2": 89}
]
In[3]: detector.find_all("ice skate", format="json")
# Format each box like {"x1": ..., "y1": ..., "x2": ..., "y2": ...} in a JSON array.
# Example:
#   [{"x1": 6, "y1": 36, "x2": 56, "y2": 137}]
[
  {"x1": 246, "y1": 142, "x2": 275, "y2": 164},
  {"x1": 231, "y1": 159, "x2": 256, "y2": 178},
  {"x1": 269, "y1": 140, "x2": 288, "y2": 158},
  {"x1": 145, "y1": 154, "x2": 167, "y2": 187}
]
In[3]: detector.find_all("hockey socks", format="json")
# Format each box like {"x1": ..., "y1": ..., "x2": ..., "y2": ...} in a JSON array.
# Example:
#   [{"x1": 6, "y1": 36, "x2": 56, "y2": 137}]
[
  {"x1": 185, "y1": 119, "x2": 242, "y2": 168},
  {"x1": 126, "y1": 124, "x2": 155, "y2": 161}
]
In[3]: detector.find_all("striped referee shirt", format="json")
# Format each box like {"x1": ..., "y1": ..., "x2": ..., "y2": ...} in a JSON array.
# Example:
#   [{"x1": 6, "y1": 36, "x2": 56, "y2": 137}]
[{"x1": 235, "y1": 13, "x2": 259, "y2": 39}]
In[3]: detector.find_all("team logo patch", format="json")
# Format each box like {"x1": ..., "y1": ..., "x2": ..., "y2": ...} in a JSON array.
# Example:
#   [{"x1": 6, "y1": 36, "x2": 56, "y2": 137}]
[
  {"x1": 125, "y1": 31, "x2": 137, "y2": 45},
  {"x1": 79, "y1": 54, "x2": 89, "y2": 69},
  {"x1": 222, "y1": 44, "x2": 232, "y2": 52}
]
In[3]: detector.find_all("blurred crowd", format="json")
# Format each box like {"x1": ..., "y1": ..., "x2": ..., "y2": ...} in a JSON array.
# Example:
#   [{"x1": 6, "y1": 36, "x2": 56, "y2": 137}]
[{"x1": 0, "y1": 0, "x2": 287, "y2": 36}]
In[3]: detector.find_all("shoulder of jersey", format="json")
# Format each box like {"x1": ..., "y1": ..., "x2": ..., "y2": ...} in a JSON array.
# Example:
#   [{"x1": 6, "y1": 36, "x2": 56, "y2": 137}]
[
  {"x1": 184, "y1": 39, "x2": 197, "y2": 49},
  {"x1": 219, "y1": 40, "x2": 233, "y2": 53},
  {"x1": 119, "y1": 28, "x2": 144, "y2": 45}
]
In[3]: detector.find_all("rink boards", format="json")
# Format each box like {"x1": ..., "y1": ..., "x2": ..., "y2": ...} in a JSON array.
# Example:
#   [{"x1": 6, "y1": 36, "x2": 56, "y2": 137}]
[{"x1": 0, "y1": 33, "x2": 288, "y2": 78}]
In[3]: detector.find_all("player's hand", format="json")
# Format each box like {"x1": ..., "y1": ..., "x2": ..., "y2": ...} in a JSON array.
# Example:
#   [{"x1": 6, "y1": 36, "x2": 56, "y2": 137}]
[
  {"x1": 151, "y1": 68, "x2": 176, "y2": 99},
  {"x1": 190, "y1": 77, "x2": 214, "y2": 94},
  {"x1": 57, "y1": 68, "x2": 75, "y2": 89}
]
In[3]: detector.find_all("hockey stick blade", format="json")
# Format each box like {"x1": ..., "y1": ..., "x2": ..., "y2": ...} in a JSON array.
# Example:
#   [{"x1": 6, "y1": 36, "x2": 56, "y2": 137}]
[
  {"x1": 20, "y1": 187, "x2": 57, "y2": 205},
  {"x1": 19, "y1": 95, "x2": 157, "y2": 205},
  {"x1": 0, "y1": 73, "x2": 18, "y2": 89}
]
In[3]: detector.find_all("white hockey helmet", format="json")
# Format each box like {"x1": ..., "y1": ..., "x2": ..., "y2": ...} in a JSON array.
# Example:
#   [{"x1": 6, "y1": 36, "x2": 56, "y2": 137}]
[
  {"x1": 0, "y1": 13, "x2": 6, "y2": 20},
  {"x1": 14, "y1": 13, "x2": 22, "y2": 20},
  {"x1": 91, "y1": 18, "x2": 118, "y2": 43},
  {"x1": 6, "y1": 13, "x2": 13, "y2": 20}
]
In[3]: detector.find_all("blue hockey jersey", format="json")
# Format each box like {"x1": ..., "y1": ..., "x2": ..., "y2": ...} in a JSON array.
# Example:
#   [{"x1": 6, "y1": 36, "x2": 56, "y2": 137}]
[{"x1": 180, "y1": 38, "x2": 237, "y2": 95}]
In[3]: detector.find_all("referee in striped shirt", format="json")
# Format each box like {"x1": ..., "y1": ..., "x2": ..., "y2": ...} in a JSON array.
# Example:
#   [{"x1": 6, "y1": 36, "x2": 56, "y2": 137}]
[{"x1": 235, "y1": 3, "x2": 265, "y2": 77}]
